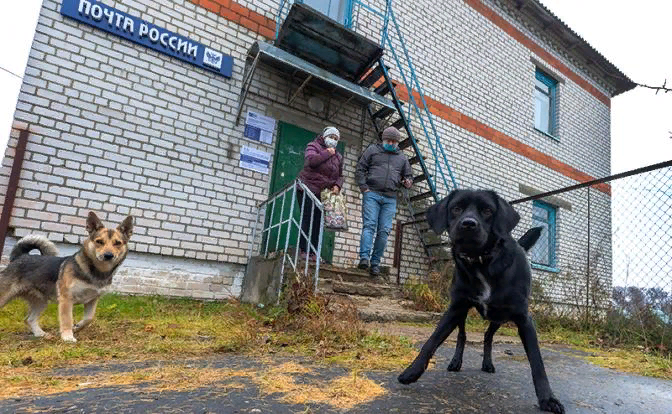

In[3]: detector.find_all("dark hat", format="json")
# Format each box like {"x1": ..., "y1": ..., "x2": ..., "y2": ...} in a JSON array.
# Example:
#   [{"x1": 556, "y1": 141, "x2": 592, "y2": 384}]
[{"x1": 381, "y1": 126, "x2": 401, "y2": 142}]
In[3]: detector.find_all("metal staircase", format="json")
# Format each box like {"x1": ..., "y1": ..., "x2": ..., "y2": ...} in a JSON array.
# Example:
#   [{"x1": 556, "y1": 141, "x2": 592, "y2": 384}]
[
  {"x1": 273, "y1": 0, "x2": 460, "y2": 265},
  {"x1": 352, "y1": 0, "x2": 459, "y2": 263}
]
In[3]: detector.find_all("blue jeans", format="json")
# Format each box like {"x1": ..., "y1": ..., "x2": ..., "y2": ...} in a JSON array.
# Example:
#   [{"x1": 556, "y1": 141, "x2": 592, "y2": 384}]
[{"x1": 359, "y1": 191, "x2": 397, "y2": 266}]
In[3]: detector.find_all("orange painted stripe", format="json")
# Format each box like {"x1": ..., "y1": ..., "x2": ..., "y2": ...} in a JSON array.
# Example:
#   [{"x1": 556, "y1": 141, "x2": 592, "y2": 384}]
[
  {"x1": 189, "y1": 0, "x2": 611, "y2": 195},
  {"x1": 464, "y1": 0, "x2": 611, "y2": 108},
  {"x1": 189, "y1": 0, "x2": 277, "y2": 39}
]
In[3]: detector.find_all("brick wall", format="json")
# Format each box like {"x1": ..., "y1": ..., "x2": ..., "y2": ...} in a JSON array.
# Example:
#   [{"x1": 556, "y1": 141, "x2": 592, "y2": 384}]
[{"x1": 0, "y1": 0, "x2": 616, "y2": 304}]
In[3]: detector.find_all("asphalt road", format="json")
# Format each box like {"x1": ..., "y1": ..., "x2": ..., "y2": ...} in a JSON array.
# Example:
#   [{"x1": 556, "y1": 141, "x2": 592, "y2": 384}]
[{"x1": 2, "y1": 342, "x2": 671, "y2": 413}]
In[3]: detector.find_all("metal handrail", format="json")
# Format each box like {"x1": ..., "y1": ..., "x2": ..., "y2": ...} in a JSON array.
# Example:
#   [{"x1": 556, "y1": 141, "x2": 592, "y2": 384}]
[{"x1": 248, "y1": 178, "x2": 324, "y2": 302}]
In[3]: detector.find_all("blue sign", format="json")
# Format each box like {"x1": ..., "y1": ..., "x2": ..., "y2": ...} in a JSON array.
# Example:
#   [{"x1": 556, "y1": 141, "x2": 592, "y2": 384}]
[{"x1": 60, "y1": 0, "x2": 233, "y2": 78}]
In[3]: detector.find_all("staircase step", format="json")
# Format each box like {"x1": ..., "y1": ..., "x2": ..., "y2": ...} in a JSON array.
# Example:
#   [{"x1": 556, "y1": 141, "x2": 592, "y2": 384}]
[
  {"x1": 410, "y1": 191, "x2": 434, "y2": 202},
  {"x1": 349, "y1": 296, "x2": 443, "y2": 323},
  {"x1": 328, "y1": 280, "x2": 403, "y2": 298},
  {"x1": 404, "y1": 218, "x2": 427, "y2": 225},
  {"x1": 398, "y1": 137, "x2": 415, "y2": 150},
  {"x1": 308, "y1": 263, "x2": 392, "y2": 284},
  {"x1": 409, "y1": 155, "x2": 426, "y2": 165},
  {"x1": 412, "y1": 173, "x2": 428, "y2": 184},
  {"x1": 359, "y1": 65, "x2": 388, "y2": 88},
  {"x1": 426, "y1": 241, "x2": 451, "y2": 248},
  {"x1": 371, "y1": 106, "x2": 396, "y2": 120},
  {"x1": 413, "y1": 209, "x2": 428, "y2": 218},
  {"x1": 391, "y1": 117, "x2": 406, "y2": 130},
  {"x1": 374, "y1": 80, "x2": 396, "y2": 96}
]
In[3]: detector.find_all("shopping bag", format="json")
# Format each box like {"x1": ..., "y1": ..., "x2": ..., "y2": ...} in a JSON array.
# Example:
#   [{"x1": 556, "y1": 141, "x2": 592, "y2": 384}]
[{"x1": 321, "y1": 188, "x2": 349, "y2": 232}]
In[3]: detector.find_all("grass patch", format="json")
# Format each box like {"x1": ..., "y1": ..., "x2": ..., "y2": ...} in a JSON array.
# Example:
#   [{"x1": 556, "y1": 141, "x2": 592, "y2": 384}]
[
  {"x1": 402, "y1": 265, "x2": 452, "y2": 313},
  {"x1": 0, "y1": 274, "x2": 415, "y2": 398}
]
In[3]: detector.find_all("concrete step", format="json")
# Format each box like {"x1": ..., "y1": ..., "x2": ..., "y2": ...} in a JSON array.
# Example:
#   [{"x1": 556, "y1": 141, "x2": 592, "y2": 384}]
[
  {"x1": 343, "y1": 295, "x2": 443, "y2": 323},
  {"x1": 318, "y1": 278, "x2": 403, "y2": 298},
  {"x1": 311, "y1": 263, "x2": 395, "y2": 284}
]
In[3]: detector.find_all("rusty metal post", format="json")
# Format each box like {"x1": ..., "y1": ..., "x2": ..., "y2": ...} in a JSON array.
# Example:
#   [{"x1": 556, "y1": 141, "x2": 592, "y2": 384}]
[
  {"x1": 393, "y1": 219, "x2": 403, "y2": 285},
  {"x1": 0, "y1": 128, "x2": 30, "y2": 257}
]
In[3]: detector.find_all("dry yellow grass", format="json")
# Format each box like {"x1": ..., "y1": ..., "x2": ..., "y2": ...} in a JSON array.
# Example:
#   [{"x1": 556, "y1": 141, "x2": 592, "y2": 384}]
[
  {"x1": 256, "y1": 364, "x2": 386, "y2": 409},
  {"x1": 1, "y1": 364, "x2": 256, "y2": 398},
  {"x1": 2, "y1": 360, "x2": 387, "y2": 410}
]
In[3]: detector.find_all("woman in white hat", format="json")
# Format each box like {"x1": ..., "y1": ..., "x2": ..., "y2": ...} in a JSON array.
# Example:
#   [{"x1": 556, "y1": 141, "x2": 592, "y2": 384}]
[{"x1": 296, "y1": 126, "x2": 344, "y2": 262}]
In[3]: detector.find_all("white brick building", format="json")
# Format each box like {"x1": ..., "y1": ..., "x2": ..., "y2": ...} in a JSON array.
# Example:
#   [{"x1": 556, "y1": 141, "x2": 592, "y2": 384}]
[{"x1": 0, "y1": 0, "x2": 633, "y2": 303}]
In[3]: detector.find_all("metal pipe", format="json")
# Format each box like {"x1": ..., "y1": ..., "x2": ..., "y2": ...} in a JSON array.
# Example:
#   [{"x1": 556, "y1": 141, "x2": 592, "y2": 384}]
[
  {"x1": 275, "y1": 190, "x2": 288, "y2": 252},
  {"x1": 248, "y1": 204, "x2": 262, "y2": 261},
  {"x1": 235, "y1": 52, "x2": 261, "y2": 125},
  {"x1": 511, "y1": 159, "x2": 672, "y2": 205},
  {"x1": 0, "y1": 128, "x2": 30, "y2": 257},
  {"x1": 277, "y1": 180, "x2": 298, "y2": 304},
  {"x1": 586, "y1": 186, "x2": 591, "y2": 310},
  {"x1": 288, "y1": 75, "x2": 313, "y2": 105},
  {"x1": 264, "y1": 197, "x2": 276, "y2": 256}
]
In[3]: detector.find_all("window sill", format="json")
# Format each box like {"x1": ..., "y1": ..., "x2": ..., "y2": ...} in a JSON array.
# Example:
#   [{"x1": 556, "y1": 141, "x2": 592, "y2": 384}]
[
  {"x1": 533, "y1": 128, "x2": 560, "y2": 142},
  {"x1": 532, "y1": 263, "x2": 560, "y2": 273}
]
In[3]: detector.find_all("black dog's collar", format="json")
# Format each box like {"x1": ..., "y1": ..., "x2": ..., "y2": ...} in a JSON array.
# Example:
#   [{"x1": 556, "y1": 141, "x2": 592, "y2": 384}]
[{"x1": 457, "y1": 252, "x2": 493, "y2": 265}]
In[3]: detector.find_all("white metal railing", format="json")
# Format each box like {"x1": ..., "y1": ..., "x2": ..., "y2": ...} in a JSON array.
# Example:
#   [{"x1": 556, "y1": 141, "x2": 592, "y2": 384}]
[{"x1": 248, "y1": 179, "x2": 324, "y2": 302}]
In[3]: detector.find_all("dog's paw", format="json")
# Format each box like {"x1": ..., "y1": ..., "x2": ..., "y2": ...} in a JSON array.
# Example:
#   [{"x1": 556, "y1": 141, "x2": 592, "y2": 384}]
[
  {"x1": 481, "y1": 361, "x2": 496, "y2": 373},
  {"x1": 539, "y1": 397, "x2": 565, "y2": 414},
  {"x1": 447, "y1": 358, "x2": 462, "y2": 372},
  {"x1": 61, "y1": 334, "x2": 77, "y2": 343},
  {"x1": 398, "y1": 365, "x2": 424, "y2": 385}
]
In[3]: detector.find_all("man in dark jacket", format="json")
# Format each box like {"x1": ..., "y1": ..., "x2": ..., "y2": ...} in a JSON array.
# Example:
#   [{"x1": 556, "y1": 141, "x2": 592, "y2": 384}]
[{"x1": 355, "y1": 126, "x2": 412, "y2": 276}]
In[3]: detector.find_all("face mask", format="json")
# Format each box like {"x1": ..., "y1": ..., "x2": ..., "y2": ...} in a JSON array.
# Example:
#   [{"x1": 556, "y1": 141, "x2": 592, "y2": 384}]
[
  {"x1": 324, "y1": 137, "x2": 338, "y2": 148},
  {"x1": 383, "y1": 143, "x2": 398, "y2": 152}
]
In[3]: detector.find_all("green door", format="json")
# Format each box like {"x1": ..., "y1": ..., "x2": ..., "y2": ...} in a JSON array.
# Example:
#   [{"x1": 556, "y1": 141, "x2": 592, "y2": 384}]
[{"x1": 265, "y1": 122, "x2": 345, "y2": 264}]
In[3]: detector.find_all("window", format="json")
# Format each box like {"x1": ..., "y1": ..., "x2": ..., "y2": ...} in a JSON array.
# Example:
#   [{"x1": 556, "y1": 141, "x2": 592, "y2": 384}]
[
  {"x1": 534, "y1": 69, "x2": 558, "y2": 137},
  {"x1": 530, "y1": 200, "x2": 557, "y2": 270},
  {"x1": 303, "y1": 0, "x2": 352, "y2": 24}
]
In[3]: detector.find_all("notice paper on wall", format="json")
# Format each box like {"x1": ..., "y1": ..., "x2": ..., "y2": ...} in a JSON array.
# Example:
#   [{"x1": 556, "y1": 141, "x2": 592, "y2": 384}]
[
  {"x1": 244, "y1": 110, "x2": 276, "y2": 145},
  {"x1": 239, "y1": 146, "x2": 271, "y2": 175}
]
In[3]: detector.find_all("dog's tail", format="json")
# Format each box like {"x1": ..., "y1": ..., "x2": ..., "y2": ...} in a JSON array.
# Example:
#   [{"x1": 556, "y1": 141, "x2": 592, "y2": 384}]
[
  {"x1": 517, "y1": 227, "x2": 543, "y2": 252},
  {"x1": 9, "y1": 235, "x2": 60, "y2": 262}
]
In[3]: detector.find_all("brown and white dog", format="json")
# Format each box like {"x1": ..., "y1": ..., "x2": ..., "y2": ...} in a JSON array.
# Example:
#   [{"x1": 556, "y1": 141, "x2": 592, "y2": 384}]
[{"x1": 0, "y1": 212, "x2": 133, "y2": 342}]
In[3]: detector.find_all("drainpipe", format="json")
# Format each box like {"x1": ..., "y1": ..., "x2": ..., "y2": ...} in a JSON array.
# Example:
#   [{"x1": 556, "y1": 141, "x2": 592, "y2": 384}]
[{"x1": 0, "y1": 127, "x2": 30, "y2": 258}]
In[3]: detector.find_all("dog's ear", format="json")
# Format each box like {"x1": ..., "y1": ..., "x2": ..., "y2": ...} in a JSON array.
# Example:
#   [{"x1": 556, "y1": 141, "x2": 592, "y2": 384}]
[
  {"x1": 489, "y1": 191, "x2": 520, "y2": 237},
  {"x1": 86, "y1": 212, "x2": 105, "y2": 235},
  {"x1": 426, "y1": 190, "x2": 458, "y2": 235},
  {"x1": 117, "y1": 216, "x2": 134, "y2": 241}
]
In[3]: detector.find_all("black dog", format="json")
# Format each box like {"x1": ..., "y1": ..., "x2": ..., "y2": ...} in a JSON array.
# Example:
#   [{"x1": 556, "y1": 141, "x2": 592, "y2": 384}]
[
  {"x1": 398, "y1": 189, "x2": 564, "y2": 414},
  {"x1": 447, "y1": 225, "x2": 542, "y2": 373}
]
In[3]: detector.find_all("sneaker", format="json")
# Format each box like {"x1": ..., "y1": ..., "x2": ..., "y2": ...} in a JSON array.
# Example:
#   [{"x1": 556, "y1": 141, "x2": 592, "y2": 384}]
[
  {"x1": 358, "y1": 259, "x2": 369, "y2": 270},
  {"x1": 369, "y1": 264, "x2": 381, "y2": 276}
]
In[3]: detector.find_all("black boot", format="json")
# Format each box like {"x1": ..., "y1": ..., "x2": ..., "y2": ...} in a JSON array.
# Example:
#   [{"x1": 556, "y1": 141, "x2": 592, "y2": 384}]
[{"x1": 358, "y1": 259, "x2": 369, "y2": 270}]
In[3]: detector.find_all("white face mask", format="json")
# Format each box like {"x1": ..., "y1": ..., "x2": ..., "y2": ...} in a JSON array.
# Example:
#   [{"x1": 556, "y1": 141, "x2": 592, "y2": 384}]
[{"x1": 324, "y1": 137, "x2": 338, "y2": 148}]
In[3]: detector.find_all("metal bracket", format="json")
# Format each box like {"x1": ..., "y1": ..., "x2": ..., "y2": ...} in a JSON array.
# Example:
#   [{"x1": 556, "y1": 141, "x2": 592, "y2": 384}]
[
  {"x1": 235, "y1": 52, "x2": 261, "y2": 126},
  {"x1": 327, "y1": 95, "x2": 355, "y2": 121},
  {"x1": 288, "y1": 75, "x2": 313, "y2": 105}
]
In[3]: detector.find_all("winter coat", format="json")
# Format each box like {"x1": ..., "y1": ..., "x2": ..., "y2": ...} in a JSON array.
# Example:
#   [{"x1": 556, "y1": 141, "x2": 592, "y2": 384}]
[
  {"x1": 355, "y1": 143, "x2": 412, "y2": 198},
  {"x1": 298, "y1": 136, "x2": 344, "y2": 196}
]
